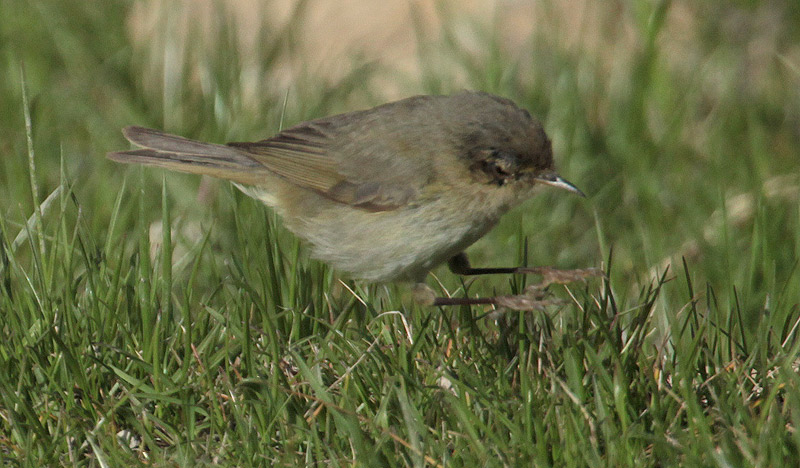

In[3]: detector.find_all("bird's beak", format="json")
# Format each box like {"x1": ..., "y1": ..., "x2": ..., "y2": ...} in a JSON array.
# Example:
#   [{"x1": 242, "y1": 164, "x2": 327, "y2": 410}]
[{"x1": 534, "y1": 171, "x2": 586, "y2": 197}]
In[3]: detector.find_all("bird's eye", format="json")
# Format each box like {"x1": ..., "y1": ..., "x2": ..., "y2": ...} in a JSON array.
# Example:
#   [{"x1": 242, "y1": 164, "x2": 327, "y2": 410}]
[
  {"x1": 486, "y1": 160, "x2": 510, "y2": 179},
  {"x1": 481, "y1": 150, "x2": 517, "y2": 186}
]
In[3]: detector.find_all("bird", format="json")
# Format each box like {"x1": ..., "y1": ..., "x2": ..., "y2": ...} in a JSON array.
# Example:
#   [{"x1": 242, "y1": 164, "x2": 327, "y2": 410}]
[{"x1": 109, "y1": 91, "x2": 599, "y2": 309}]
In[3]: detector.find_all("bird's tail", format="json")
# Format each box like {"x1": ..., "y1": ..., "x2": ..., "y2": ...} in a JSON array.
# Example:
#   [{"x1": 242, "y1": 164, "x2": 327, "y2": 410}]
[{"x1": 107, "y1": 126, "x2": 264, "y2": 185}]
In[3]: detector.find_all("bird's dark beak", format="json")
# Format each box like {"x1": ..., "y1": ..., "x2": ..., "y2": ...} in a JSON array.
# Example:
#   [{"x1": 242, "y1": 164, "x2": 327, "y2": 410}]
[{"x1": 534, "y1": 171, "x2": 586, "y2": 197}]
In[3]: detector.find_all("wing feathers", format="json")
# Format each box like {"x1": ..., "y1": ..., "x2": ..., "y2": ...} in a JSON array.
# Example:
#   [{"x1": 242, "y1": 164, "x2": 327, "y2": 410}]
[{"x1": 111, "y1": 122, "x2": 418, "y2": 211}]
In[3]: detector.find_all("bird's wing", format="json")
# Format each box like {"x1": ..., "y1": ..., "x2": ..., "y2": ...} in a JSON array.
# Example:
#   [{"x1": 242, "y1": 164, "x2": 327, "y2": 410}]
[{"x1": 228, "y1": 117, "x2": 430, "y2": 211}]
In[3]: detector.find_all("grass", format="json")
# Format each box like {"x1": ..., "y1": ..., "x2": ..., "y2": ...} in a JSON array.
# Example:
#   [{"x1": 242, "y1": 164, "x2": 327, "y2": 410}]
[{"x1": 1, "y1": 0, "x2": 800, "y2": 466}]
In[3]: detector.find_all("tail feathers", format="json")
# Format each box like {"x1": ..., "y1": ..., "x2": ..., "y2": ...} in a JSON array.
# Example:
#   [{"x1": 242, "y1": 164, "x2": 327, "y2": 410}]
[
  {"x1": 109, "y1": 127, "x2": 265, "y2": 184},
  {"x1": 108, "y1": 149, "x2": 266, "y2": 185},
  {"x1": 121, "y1": 126, "x2": 255, "y2": 162}
]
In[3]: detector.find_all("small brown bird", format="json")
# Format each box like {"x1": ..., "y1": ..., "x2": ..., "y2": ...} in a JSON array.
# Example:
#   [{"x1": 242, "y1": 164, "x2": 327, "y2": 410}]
[{"x1": 109, "y1": 91, "x2": 598, "y2": 309}]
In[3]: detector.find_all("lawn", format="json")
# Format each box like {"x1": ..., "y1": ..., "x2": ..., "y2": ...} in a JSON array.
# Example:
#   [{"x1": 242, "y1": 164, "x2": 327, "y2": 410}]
[{"x1": 1, "y1": 1, "x2": 799, "y2": 466}]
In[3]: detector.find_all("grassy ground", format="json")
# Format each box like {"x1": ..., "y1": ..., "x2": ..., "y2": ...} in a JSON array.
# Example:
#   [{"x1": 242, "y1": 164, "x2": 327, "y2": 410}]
[{"x1": 1, "y1": 0, "x2": 800, "y2": 466}]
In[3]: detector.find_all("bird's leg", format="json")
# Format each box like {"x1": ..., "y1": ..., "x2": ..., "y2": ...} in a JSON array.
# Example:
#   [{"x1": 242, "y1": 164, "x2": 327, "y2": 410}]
[
  {"x1": 447, "y1": 252, "x2": 603, "y2": 287},
  {"x1": 411, "y1": 253, "x2": 602, "y2": 311},
  {"x1": 412, "y1": 283, "x2": 562, "y2": 310}
]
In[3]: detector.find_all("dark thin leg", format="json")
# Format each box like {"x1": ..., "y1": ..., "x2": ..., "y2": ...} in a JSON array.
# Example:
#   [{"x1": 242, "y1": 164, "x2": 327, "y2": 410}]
[
  {"x1": 432, "y1": 296, "x2": 496, "y2": 306},
  {"x1": 434, "y1": 296, "x2": 565, "y2": 310},
  {"x1": 413, "y1": 282, "x2": 563, "y2": 311},
  {"x1": 408, "y1": 253, "x2": 604, "y2": 311},
  {"x1": 447, "y1": 252, "x2": 603, "y2": 284}
]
